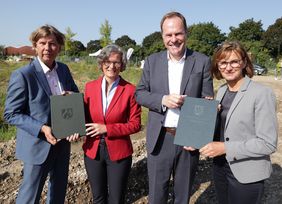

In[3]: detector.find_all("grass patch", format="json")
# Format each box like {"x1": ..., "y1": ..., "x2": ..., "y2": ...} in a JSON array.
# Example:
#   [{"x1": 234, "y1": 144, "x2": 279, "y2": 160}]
[
  {"x1": 0, "y1": 124, "x2": 16, "y2": 142},
  {"x1": 0, "y1": 61, "x2": 27, "y2": 141}
]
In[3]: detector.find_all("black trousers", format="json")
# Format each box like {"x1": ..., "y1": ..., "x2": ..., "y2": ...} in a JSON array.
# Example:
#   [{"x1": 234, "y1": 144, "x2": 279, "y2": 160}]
[
  {"x1": 147, "y1": 128, "x2": 199, "y2": 204},
  {"x1": 84, "y1": 140, "x2": 132, "y2": 204},
  {"x1": 213, "y1": 156, "x2": 264, "y2": 204}
]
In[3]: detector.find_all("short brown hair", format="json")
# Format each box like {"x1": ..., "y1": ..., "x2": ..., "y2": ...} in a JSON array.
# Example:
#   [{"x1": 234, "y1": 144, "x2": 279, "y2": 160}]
[
  {"x1": 211, "y1": 41, "x2": 254, "y2": 80},
  {"x1": 160, "y1": 11, "x2": 188, "y2": 34},
  {"x1": 30, "y1": 25, "x2": 65, "y2": 47}
]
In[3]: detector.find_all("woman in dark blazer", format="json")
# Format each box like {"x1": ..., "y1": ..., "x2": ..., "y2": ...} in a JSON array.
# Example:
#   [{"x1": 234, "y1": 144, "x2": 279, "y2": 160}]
[
  {"x1": 83, "y1": 44, "x2": 141, "y2": 204},
  {"x1": 200, "y1": 41, "x2": 278, "y2": 204}
]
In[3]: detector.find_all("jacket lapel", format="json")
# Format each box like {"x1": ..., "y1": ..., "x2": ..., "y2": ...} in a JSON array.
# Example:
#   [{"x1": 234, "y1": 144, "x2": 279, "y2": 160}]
[
  {"x1": 225, "y1": 77, "x2": 251, "y2": 129},
  {"x1": 159, "y1": 51, "x2": 170, "y2": 94},
  {"x1": 180, "y1": 49, "x2": 195, "y2": 94},
  {"x1": 96, "y1": 77, "x2": 105, "y2": 120},
  {"x1": 216, "y1": 84, "x2": 227, "y2": 103},
  {"x1": 32, "y1": 58, "x2": 52, "y2": 96},
  {"x1": 56, "y1": 64, "x2": 66, "y2": 91}
]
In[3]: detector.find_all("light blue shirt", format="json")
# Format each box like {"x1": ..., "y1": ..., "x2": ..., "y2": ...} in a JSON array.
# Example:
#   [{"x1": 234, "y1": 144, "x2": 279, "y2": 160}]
[{"x1": 101, "y1": 76, "x2": 120, "y2": 116}]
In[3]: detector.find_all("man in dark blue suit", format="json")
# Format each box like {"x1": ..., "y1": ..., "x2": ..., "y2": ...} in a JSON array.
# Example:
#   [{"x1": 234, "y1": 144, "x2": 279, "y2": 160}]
[{"x1": 4, "y1": 25, "x2": 79, "y2": 204}]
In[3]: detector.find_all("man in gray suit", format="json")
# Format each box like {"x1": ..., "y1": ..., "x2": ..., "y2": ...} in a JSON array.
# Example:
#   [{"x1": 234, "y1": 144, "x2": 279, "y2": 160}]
[
  {"x1": 4, "y1": 25, "x2": 79, "y2": 204},
  {"x1": 135, "y1": 12, "x2": 214, "y2": 204}
]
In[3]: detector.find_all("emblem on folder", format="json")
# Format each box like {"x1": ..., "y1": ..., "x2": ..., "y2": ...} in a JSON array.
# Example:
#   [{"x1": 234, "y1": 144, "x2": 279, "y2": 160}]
[
  {"x1": 194, "y1": 105, "x2": 204, "y2": 116},
  {"x1": 61, "y1": 108, "x2": 73, "y2": 120}
]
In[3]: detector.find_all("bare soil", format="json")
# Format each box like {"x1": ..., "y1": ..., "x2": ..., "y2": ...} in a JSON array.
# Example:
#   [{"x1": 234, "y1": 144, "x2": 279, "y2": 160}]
[{"x1": 1, "y1": 76, "x2": 282, "y2": 204}]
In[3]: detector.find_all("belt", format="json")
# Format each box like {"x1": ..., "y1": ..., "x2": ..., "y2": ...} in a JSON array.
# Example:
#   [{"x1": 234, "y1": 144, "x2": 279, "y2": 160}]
[{"x1": 163, "y1": 127, "x2": 176, "y2": 136}]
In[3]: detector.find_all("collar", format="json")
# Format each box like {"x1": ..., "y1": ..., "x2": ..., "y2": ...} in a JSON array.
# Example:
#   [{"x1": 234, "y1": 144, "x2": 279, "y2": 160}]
[
  {"x1": 102, "y1": 76, "x2": 120, "y2": 89},
  {"x1": 37, "y1": 57, "x2": 58, "y2": 74},
  {"x1": 166, "y1": 49, "x2": 186, "y2": 62}
]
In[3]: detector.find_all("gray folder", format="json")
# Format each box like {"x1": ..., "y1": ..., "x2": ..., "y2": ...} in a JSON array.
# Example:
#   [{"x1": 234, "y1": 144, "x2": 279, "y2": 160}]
[
  {"x1": 50, "y1": 93, "x2": 86, "y2": 139},
  {"x1": 174, "y1": 97, "x2": 219, "y2": 149}
]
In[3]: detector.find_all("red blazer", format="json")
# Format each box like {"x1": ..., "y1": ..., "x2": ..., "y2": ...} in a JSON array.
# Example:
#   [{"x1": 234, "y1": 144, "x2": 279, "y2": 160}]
[{"x1": 83, "y1": 76, "x2": 141, "y2": 161}]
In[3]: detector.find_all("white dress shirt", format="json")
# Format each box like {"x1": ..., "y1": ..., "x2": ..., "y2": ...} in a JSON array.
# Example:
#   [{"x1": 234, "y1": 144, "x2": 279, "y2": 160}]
[
  {"x1": 163, "y1": 51, "x2": 186, "y2": 128},
  {"x1": 38, "y1": 57, "x2": 63, "y2": 95}
]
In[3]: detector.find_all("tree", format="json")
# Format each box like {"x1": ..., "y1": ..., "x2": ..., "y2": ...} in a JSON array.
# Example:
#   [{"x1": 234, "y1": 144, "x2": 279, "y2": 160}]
[
  {"x1": 142, "y1": 31, "x2": 164, "y2": 56},
  {"x1": 100, "y1": 19, "x2": 112, "y2": 47},
  {"x1": 68, "y1": 40, "x2": 86, "y2": 56},
  {"x1": 242, "y1": 41, "x2": 273, "y2": 67},
  {"x1": 0, "y1": 45, "x2": 5, "y2": 59},
  {"x1": 142, "y1": 31, "x2": 162, "y2": 49},
  {"x1": 86, "y1": 40, "x2": 102, "y2": 53},
  {"x1": 64, "y1": 27, "x2": 76, "y2": 56},
  {"x1": 131, "y1": 44, "x2": 145, "y2": 63},
  {"x1": 263, "y1": 17, "x2": 282, "y2": 58},
  {"x1": 146, "y1": 40, "x2": 165, "y2": 56},
  {"x1": 187, "y1": 22, "x2": 226, "y2": 56},
  {"x1": 115, "y1": 35, "x2": 136, "y2": 50},
  {"x1": 228, "y1": 18, "x2": 264, "y2": 42}
]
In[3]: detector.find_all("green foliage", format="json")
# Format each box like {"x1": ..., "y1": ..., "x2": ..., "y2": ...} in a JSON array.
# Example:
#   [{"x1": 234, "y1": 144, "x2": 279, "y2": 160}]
[
  {"x1": 86, "y1": 40, "x2": 102, "y2": 53},
  {"x1": 262, "y1": 17, "x2": 282, "y2": 58},
  {"x1": 187, "y1": 22, "x2": 226, "y2": 56},
  {"x1": 68, "y1": 40, "x2": 86, "y2": 56},
  {"x1": 147, "y1": 40, "x2": 165, "y2": 56},
  {"x1": 100, "y1": 19, "x2": 112, "y2": 47},
  {"x1": 115, "y1": 35, "x2": 136, "y2": 50},
  {"x1": 63, "y1": 27, "x2": 85, "y2": 56},
  {"x1": 242, "y1": 41, "x2": 272, "y2": 66},
  {"x1": 0, "y1": 124, "x2": 16, "y2": 142},
  {"x1": 0, "y1": 61, "x2": 27, "y2": 141},
  {"x1": 127, "y1": 45, "x2": 146, "y2": 67},
  {"x1": 0, "y1": 45, "x2": 5, "y2": 59},
  {"x1": 64, "y1": 27, "x2": 77, "y2": 55},
  {"x1": 226, "y1": 18, "x2": 276, "y2": 68},
  {"x1": 66, "y1": 60, "x2": 100, "y2": 91},
  {"x1": 120, "y1": 67, "x2": 142, "y2": 85},
  {"x1": 120, "y1": 68, "x2": 148, "y2": 127},
  {"x1": 228, "y1": 18, "x2": 264, "y2": 42},
  {"x1": 140, "y1": 107, "x2": 148, "y2": 129},
  {"x1": 142, "y1": 31, "x2": 163, "y2": 55}
]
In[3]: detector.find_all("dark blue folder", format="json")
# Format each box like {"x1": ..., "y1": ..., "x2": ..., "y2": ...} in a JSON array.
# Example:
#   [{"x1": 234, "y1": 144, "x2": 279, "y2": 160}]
[{"x1": 174, "y1": 97, "x2": 219, "y2": 149}]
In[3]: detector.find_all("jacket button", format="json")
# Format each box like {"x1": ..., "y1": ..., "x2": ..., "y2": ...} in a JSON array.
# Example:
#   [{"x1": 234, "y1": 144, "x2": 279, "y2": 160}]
[{"x1": 225, "y1": 137, "x2": 229, "y2": 141}]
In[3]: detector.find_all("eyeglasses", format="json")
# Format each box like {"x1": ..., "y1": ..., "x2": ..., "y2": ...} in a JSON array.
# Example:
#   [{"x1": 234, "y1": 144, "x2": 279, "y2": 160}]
[
  {"x1": 103, "y1": 61, "x2": 122, "y2": 68},
  {"x1": 217, "y1": 59, "x2": 243, "y2": 70}
]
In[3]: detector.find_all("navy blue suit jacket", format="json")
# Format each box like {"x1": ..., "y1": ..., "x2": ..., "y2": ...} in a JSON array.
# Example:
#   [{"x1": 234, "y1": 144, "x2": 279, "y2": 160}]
[{"x1": 4, "y1": 58, "x2": 79, "y2": 165}]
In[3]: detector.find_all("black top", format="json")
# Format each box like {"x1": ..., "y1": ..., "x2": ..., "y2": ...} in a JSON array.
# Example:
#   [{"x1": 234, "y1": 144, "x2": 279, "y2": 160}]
[{"x1": 215, "y1": 88, "x2": 237, "y2": 142}]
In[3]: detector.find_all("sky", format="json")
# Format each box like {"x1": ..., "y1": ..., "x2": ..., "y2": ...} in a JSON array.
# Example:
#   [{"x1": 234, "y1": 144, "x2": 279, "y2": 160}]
[{"x1": 1, "y1": 0, "x2": 281, "y2": 47}]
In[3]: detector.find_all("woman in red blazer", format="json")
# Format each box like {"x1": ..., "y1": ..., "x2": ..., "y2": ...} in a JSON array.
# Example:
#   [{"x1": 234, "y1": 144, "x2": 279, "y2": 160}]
[{"x1": 83, "y1": 44, "x2": 141, "y2": 204}]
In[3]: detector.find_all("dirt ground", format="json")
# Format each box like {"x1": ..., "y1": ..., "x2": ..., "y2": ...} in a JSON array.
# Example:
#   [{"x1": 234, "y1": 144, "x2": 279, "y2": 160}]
[{"x1": 0, "y1": 76, "x2": 281, "y2": 204}]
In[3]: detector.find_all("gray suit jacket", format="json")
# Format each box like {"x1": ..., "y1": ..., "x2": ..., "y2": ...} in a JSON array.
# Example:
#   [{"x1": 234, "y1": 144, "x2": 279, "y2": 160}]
[
  {"x1": 217, "y1": 76, "x2": 278, "y2": 183},
  {"x1": 135, "y1": 49, "x2": 213, "y2": 153},
  {"x1": 4, "y1": 58, "x2": 79, "y2": 165}
]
